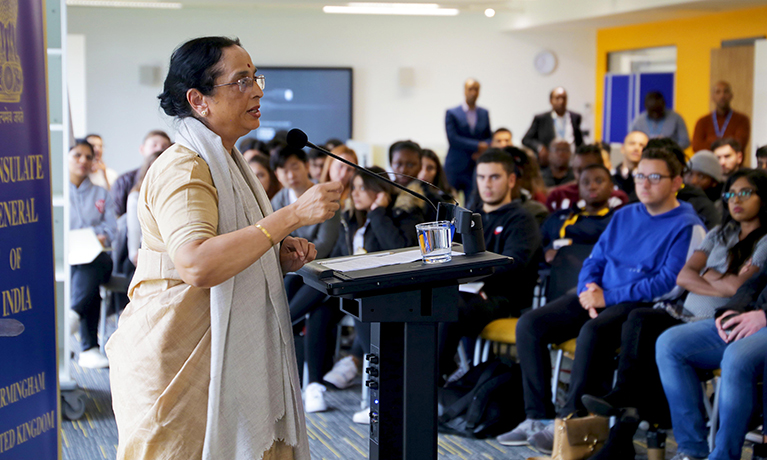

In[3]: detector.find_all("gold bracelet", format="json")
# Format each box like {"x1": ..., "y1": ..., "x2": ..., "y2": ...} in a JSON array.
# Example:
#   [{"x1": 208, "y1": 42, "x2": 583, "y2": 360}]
[{"x1": 255, "y1": 224, "x2": 275, "y2": 246}]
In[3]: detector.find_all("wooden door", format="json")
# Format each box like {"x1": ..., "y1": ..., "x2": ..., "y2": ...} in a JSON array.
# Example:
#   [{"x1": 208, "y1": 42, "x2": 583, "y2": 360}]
[{"x1": 711, "y1": 45, "x2": 754, "y2": 162}]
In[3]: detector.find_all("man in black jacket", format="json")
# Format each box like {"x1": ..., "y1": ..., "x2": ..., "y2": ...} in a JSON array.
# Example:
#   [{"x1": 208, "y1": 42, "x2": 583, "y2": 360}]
[
  {"x1": 522, "y1": 87, "x2": 584, "y2": 168},
  {"x1": 438, "y1": 149, "x2": 541, "y2": 381}
]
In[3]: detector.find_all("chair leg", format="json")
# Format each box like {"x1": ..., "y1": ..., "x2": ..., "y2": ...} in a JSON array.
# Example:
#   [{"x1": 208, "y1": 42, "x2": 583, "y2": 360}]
[
  {"x1": 551, "y1": 349, "x2": 563, "y2": 405},
  {"x1": 457, "y1": 341, "x2": 469, "y2": 372},
  {"x1": 481, "y1": 340, "x2": 491, "y2": 364},
  {"x1": 473, "y1": 337, "x2": 482, "y2": 366},
  {"x1": 708, "y1": 377, "x2": 720, "y2": 452}
]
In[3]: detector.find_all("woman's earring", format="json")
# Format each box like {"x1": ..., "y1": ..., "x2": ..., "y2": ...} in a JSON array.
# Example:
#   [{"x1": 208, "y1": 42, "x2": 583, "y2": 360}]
[{"x1": 201, "y1": 109, "x2": 208, "y2": 116}]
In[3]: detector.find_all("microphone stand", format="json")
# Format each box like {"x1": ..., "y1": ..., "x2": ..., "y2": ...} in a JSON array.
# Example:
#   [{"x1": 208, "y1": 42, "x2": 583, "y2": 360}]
[{"x1": 303, "y1": 140, "x2": 438, "y2": 212}]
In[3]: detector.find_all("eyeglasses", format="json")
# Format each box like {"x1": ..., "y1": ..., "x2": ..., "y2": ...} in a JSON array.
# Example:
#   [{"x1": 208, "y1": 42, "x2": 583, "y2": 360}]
[
  {"x1": 213, "y1": 75, "x2": 265, "y2": 93},
  {"x1": 722, "y1": 189, "x2": 755, "y2": 202},
  {"x1": 633, "y1": 173, "x2": 672, "y2": 184}
]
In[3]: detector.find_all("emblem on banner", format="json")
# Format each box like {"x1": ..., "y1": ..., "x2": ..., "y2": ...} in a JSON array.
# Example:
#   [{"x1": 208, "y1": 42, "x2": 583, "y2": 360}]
[{"x1": 0, "y1": 0, "x2": 23, "y2": 103}]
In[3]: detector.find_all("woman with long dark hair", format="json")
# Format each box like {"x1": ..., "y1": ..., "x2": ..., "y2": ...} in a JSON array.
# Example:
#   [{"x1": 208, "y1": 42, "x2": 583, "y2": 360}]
[{"x1": 582, "y1": 168, "x2": 767, "y2": 458}]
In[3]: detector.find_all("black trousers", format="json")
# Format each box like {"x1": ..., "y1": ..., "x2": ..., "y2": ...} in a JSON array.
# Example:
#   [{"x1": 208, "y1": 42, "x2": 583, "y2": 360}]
[
  {"x1": 438, "y1": 292, "x2": 511, "y2": 379},
  {"x1": 70, "y1": 252, "x2": 112, "y2": 351},
  {"x1": 515, "y1": 293, "x2": 649, "y2": 419},
  {"x1": 611, "y1": 307, "x2": 681, "y2": 426}
]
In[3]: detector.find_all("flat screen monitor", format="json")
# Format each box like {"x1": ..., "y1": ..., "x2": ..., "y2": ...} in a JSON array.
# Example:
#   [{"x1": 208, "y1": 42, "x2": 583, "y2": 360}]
[{"x1": 249, "y1": 67, "x2": 353, "y2": 145}]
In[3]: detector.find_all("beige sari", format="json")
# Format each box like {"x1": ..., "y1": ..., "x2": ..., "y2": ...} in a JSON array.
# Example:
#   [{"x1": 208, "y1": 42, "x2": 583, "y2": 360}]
[{"x1": 106, "y1": 139, "x2": 305, "y2": 459}]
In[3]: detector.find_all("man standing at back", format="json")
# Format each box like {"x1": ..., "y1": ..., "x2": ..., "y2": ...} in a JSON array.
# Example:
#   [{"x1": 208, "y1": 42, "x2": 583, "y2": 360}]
[
  {"x1": 523, "y1": 87, "x2": 584, "y2": 168},
  {"x1": 692, "y1": 81, "x2": 750, "y2": 152},
  {"x1": 444, "y1": 78, "x2": 492, "y2": 197},
  {"x1": 630, "y1": 91, "x2": 689, "y2": 149}
]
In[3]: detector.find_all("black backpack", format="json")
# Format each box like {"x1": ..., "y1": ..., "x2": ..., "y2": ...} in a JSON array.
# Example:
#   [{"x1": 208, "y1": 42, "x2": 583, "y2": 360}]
[{"x1": 438, "y1": 359, "x2": 526, "y2": 438}]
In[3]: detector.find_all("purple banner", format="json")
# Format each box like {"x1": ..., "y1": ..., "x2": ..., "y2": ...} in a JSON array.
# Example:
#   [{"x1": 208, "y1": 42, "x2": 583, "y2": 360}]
[{"x1": 0, "y1": 0, "x2": 60, "y2": 459}]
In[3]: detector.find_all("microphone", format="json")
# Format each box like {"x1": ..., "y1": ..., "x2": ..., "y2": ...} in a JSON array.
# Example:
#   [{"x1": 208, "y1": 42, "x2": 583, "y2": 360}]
[{"x1": 287, "y1": 128, "x2": 437, "y2": 211}]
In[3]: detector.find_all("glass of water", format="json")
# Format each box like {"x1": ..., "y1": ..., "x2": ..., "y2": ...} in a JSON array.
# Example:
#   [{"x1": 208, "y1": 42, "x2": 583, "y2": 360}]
[{"x1": 416, "y1": 221, "x2": 453, "y2": 264}]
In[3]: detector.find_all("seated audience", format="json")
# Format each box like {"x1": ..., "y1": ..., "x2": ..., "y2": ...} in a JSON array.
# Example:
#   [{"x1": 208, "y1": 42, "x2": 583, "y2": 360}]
[
  {"x1": 546, "y1": 144, "x2": 628, "y2": 212},
  {"x1": 491, "y1": 127, "x2": 513, "y2": 148},
  {"x1": 757, "y1": 145, "x2": 767, "y2": 171},
  {"x1": 310, "y1": 166, "x2": 426, "y2": 415},
  {"x1": 657, "y1": 262, "x2": 767, "y2": 460},
  {"x1": 324, "y1": 138, "x2": 344, "y2": 151},
  {"x1": 271, "y1": 146, "x2": 340, "y2": 259},
  {"x1": 497, "y1": 147, "x2": 549, "y2": 227},
  {"x1": 389, "y1": 140, "x2": 441, "y2": 220},
  {"x1": 612, "y1": 131, "x2": 650, "y2": 196},
  {"x1": 439, "y1": 150, "x2": 540, "y2": 380},
  {"x1": 540, "y1": 139, "x2": 575, "y2": 188},
  {"x1": 68, "y1": 139, "x2": 117, "y2": 369},
  {"x1": 85, "y1": 134, "x2": 118, "y2": 190},
  {"x1": 685, "y1": 149, "x2": 724, "y2": 204},
  {"x1": 598, "y1": 141, "x2": 613, "y2": 172},
  {"x1": 712, "y1": 137, "x2": 745, "y2": 181},
  {"x1": 238, "y1": 137, "x2": 267, "y2": 161},
  {"x1": 540, "y1": 164, "x2": 614, "y2": 264},
  {"x1": 307, "y1": 148, "x2": 327, "y2": 182},
  {"x1": 247, "y1": 154, "x2": 281, "y2": 200},
  {"x1": 111, "y1": 130, "x2": 172, "y2": 217},
  {"x1": 522, "y1": 87, "x2": 584, "y2": 168},
  {"x1": 270, "y1": 146, "x2": 341, "y2": 414},
  {"x1": 649, "y1": 138, "x2": 721, "y2": 229},
  {"x1": 630, "y1": 91, "x2": 690, "y2": 149},
  {"x1": 692, "y1": 81, "x2": 750, "y2": 153},
  {"x1": 418, "y1": 148, "x2": 457, "y2": 203},
  {"x1": 497, "y1": 147, "x2": 705, "y2": 453},
  {"x1": 320, "y1": 145, "x2": 358, "y2": 207},
  {"x1": 582, "y1": 169, "x2": 767, "y2": 458}
]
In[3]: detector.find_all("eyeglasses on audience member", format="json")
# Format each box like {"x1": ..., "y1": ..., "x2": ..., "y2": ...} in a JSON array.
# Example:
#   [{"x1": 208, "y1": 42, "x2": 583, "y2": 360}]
[
  {"x1": 722, "y1": 189, "x2": 755, "y2": 202},
  {"x1": 632, "y1": 172, "x2": 672, "y2": 184},
  {"x1": 213, "y1": 75, "x2": 266, "y2": 92}
]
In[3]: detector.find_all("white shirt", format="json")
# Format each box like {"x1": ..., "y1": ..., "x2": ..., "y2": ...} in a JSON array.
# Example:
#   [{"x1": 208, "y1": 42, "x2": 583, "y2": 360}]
[{"x1": 551, "y1": 111, "x2": 574, "y2": 145}]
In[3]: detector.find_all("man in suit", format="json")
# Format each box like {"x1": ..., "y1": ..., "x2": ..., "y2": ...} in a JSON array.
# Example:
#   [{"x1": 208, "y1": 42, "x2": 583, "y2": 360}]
[
  {"x1": 522, "y1": 87, "x2": 584, "y2": 168},
  {"x1": 444, "y1": 78, "x2": 492, "y2": 196}
]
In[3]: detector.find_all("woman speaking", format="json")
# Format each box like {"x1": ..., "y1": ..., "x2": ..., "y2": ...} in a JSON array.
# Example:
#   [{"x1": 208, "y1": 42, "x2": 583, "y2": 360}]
[{"x1": 106, "y1": 36, "x2": 341, "y2": 460}]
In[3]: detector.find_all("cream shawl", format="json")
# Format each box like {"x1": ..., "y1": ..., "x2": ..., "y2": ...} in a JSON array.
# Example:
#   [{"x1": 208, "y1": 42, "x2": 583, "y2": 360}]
[{"x1": 174, "y1": 117, "x2": 309, "y2": 460}]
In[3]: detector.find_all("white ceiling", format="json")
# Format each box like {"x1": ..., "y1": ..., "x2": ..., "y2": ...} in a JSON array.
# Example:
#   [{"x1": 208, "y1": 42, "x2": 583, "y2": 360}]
[{"x1": 83, "y1": 0, "x2": 767, "y2": 30}]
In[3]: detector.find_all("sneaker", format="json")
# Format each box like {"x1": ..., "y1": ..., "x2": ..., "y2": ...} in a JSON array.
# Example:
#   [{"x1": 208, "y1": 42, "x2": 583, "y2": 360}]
[
  {"x1": 68, "y1": 309, "x2": 81, "y2": 336},
  {"x1": 303, "y1": 382, "x2": 328, "y2": 413},
  {"x1": 528, "y1": 422, "x2": 555, "y2": 454},
  {"x1": 669, "y1": 453, "x2": 708, "y2": 460},
  {"x1": 78, "y1": 348, "x2": 109, "y2": 369},
  {"x1": 322, "y1": 356, "x2": 358, "y2": 389},
  {"x1": 352, "y1": 408, "x2": 370, "y2": 424},
  {"x1": 496, "y1": 419, "x2": 547, "y2": 446}
]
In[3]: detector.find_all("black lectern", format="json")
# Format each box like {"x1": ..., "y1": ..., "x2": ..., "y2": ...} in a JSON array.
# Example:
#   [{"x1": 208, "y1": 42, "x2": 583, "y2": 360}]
[{"x1": 298, "y1": 245, "x2": 512, "y2": 460}]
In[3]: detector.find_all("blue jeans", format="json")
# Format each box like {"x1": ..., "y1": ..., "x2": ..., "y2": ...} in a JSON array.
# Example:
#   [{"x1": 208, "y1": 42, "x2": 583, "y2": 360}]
[{"x1": 656, "y1": 319, "x2": 767, "y2": 460}]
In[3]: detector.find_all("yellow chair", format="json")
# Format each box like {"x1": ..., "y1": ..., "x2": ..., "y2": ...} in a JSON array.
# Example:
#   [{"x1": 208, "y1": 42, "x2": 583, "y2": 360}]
[{"x1": 474, "y1": 318, "x2": 518, "y2": 365}]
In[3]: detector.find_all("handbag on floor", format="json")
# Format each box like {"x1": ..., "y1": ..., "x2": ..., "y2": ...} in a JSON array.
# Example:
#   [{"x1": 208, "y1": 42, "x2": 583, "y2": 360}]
[{"x1": 528, "y1": 415, "x2": 609, "y2": 460}]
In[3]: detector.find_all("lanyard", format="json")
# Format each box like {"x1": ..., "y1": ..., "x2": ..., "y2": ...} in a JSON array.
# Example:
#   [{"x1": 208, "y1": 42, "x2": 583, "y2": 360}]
[
  {"x1": 712, "y1": 111, "x2": 733, "y2": 138},
  {"x1": 559, "y1": 207, "x2": 610, "y2": 239},
  {"x1": 554, "y1": 115, "x2": 567, "y2": 139}
]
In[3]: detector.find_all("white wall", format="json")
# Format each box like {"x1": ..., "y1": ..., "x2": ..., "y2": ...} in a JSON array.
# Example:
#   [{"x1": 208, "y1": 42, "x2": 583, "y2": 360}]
[{"x1": 68, "y1": 6, "x2": 595, "y2": 174}]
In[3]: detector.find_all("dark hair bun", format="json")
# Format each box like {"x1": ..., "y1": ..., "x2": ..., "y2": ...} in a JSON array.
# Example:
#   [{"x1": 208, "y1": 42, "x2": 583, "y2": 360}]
[{"x1": 158, "y1": 36, "x2": 242, "y2": 118}]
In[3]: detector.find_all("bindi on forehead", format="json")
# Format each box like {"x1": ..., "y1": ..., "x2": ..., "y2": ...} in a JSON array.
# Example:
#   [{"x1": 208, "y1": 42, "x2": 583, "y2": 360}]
[{"x1": 247, "y1": 63, "x2": 251, "y2": 68}]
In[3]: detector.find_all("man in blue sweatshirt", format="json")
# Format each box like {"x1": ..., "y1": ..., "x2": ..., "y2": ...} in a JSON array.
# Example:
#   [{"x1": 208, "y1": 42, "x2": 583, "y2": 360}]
[{"x1": 497, "y1": 147, "x2": 706, "y2": 453}]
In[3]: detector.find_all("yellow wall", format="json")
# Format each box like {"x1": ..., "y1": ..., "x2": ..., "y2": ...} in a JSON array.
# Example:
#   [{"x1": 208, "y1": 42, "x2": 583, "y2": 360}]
[{"x1": 595, "y1": 5, "x2": 767, "y2": 144}]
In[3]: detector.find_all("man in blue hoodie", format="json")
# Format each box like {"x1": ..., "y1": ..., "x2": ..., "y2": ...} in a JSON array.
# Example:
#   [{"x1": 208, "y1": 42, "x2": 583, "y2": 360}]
[{"x1": 497, "y1": 147, "x2": 706, "y2": 453}]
